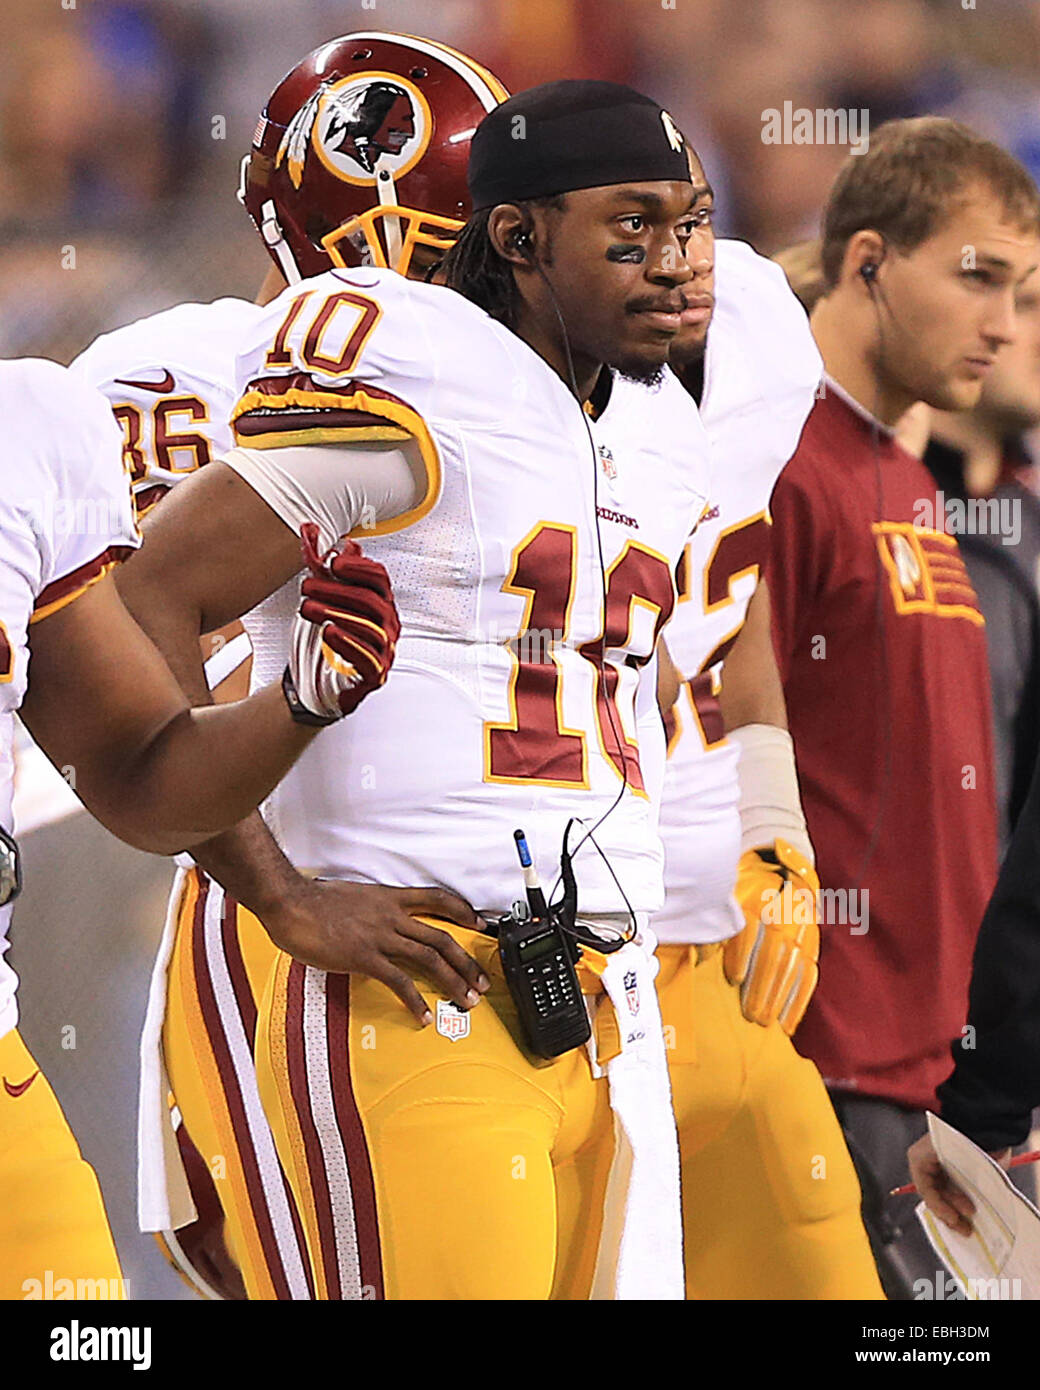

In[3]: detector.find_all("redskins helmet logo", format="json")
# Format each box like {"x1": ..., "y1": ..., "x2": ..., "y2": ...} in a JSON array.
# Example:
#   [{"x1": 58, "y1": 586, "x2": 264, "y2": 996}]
[{"x1": 277, "y1": 72, "x2": 432, "y2": 190}]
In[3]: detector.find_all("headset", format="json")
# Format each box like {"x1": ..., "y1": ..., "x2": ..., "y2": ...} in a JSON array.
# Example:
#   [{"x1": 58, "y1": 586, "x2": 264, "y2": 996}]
[{"x1": 852, "y1": 245, "x2": 896, "y2": 885}]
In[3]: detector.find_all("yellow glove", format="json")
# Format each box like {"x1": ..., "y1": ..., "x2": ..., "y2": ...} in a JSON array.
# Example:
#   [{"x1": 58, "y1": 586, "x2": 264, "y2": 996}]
[{"x1": 723, "y1": 838, "x2": 820, "y2": 1036}]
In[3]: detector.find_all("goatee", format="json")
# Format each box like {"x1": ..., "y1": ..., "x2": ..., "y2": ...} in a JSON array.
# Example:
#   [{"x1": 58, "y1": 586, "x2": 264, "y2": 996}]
[{"x1": 614, "y1": 361, "x2": 666, "y2": 388}]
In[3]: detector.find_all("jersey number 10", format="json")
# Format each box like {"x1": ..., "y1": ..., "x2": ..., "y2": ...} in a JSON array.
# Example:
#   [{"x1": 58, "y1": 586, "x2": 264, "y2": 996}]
[{"x1": 484, "y1": 523, "x2": 674, "y2": 793}]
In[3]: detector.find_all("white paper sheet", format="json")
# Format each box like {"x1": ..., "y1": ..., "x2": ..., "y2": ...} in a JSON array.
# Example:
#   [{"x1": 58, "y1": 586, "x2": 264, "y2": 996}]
[{"x1": 916, "y1": 1111, "x2": 1040, "y2": 1300}]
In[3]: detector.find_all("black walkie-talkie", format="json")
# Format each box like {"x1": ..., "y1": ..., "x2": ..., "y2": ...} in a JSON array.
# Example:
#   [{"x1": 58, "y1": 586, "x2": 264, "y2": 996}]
[{"x1": 496, "y1": 830, "x2": 591, "y2": 1059}]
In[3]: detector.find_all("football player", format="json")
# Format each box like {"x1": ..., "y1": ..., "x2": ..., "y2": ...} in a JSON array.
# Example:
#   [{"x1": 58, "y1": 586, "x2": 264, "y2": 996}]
[
  {"x1": 72, "y1": 32, "x2": 508, "y2": 696},
  {"x1": 654, "y1": 229, "x2": 884, "y2": 1295},
  {"x1": 0, "y1": 360, "x2": 397, "y2": 1298},
  {"x1": 114, "y1": 79, "x2": 713, "y2": 1299},
  {"x1": 71, "y1": 32, "x2": 512, "y2": 1300}
]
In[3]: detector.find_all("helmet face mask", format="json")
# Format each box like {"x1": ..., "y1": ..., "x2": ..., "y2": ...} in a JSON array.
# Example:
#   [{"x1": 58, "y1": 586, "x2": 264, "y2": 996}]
[
  {"x1": 321, "y1": 202, "x2": 465, "y2": 277},
  {"x1": 241, "y1": 32, "x2": 507, "y2": 283}
]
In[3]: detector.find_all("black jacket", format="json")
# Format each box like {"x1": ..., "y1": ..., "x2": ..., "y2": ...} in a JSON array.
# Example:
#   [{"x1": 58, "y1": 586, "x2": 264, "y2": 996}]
[
  {"x1": 938, "y1": 746, "x2": 1040, "y2": 1148},
  {"x1": 925, "y1": 437, "x2": 1040, "y2": 1146}
]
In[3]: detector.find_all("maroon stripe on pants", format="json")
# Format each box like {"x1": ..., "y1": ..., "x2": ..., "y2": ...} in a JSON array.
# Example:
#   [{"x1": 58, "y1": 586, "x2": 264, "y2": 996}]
[
  {"x1": 218, "y1": 892, "x2": 315, "y2": 1299},
  {"x1": 326, "y1": 972, "x2": 384, "y2": 1299},
  {"x1": 284, "y1": 960, "x2": 341, "y2": 1299},
  {"x1": 220, "y1": 894, "x2": 258, "y2": 1050},
  {"x1": 189, "y1": 874, "x2": 293, "y2": 1300}
]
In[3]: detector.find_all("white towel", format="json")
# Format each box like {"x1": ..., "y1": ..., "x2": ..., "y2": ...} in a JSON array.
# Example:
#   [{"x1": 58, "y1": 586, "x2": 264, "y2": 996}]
[
  {"x1": 137, "y1": 865, "x2": 197, "y2": 1232},
  {"x1": 589, "y1": 926, "x2": 684, "y2": 1300}
]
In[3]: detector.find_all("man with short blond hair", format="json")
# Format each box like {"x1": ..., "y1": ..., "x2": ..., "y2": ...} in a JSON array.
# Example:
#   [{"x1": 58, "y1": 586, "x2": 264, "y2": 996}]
[{"x1": 767, "y1": 117, "x2": 1040, "y2": 1295}]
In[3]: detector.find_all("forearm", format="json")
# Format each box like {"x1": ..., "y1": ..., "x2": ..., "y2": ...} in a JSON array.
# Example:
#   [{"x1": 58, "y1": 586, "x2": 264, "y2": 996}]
[
  {"x1": 717, "y1": 582, "x2": 812, "y2": 860},
  {"x1": 718, "y1": 579, "x2": 788, "y2": 731},
  {"x1": 120, "y1": 550, "x2": 309, "y2": 904},
  {"x1": 83, "y1": 683, "x2": 315, "y2": 854},
  {"x1": 115, "y1": 560, "x2": 217, "y2": 709},
  {"x1": 108, "y1": 501, "x2": 306, "y2": 853},
  {"x1": 190, "y1": 814, "x2": 305, "y2": 920},
  {"x1": 656, "y1": 636, "x2": 683, "y2": 715}
]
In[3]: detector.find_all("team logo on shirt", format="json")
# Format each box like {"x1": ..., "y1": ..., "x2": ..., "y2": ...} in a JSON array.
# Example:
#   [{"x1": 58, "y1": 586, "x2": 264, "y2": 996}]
[
  {"x1": 889, "y1": 532, "x2": 922, "y2": 596},
  {"x1": 873, "y1": 522, "x2": 984, "y2": 626},
  {"x1": 436, "y1": 999, "x2": 470, "y2": 1042},
  {"x1": 278, "y1": 73, "x2": 432, "y2": 189}
]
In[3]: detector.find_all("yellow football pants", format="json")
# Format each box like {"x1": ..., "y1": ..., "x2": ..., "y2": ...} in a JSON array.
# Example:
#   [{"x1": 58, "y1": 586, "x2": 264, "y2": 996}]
[
  {"x1": 255, "y1": 921, "x2": 619, "y2": 1301},
  {"x1": 0, "y1": 1027, "x2": 123, "y2": 1299},
  {"x1": 163, "y1": 870, "x2": 883, "y2": 1300},
  {"x1": 657, "y1": 942, "x2": 884, "y2": 1299}
]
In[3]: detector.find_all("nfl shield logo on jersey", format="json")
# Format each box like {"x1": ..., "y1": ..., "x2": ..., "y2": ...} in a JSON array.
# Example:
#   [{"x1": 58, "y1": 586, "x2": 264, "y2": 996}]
[
  {"x1": 598, "y1": 444, "x2": 618, "y2": 481},
  {"x1": 436, "y1": 999, "x2": 471, "y2": 1042},
  {"x1": 623, "y1": 970, "x2": 640, "y2": 1015}
]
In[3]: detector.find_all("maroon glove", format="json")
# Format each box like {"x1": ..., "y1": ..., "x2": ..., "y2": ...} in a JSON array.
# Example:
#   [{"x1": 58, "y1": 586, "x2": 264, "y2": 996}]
[{"x1": 287, "y1": 522, "x2": 400, "y2": 721}]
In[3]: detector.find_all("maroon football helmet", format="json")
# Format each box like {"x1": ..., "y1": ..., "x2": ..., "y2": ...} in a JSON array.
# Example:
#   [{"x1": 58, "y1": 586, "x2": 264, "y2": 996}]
[{"x1": 239, "y1": 32, "x2": 509, "y2": 282}]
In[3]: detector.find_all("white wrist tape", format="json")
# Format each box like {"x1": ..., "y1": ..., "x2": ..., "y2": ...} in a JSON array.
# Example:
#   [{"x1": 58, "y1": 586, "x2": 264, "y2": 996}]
[{"x1": 731, "y1": 723, "x2": 814, "y2": 865}]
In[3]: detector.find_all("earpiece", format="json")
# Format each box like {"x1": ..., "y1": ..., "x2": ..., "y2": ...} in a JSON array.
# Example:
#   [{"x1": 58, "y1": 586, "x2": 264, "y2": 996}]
[
  {"x1": 512, "y1": 230, "x2": 533, "y2": 256},
  {"x1": 860, "y1": 261, "x2": 878, "y2": 284}
]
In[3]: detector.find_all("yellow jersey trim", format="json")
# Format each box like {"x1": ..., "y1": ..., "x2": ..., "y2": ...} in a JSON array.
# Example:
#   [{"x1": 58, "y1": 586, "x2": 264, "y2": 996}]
[
  {"x1": 30, "y1": 560, "x2": 120, "y2": 625},
  {"x1": 233, "y1": 385, "x2": 442, "y2": 538}
]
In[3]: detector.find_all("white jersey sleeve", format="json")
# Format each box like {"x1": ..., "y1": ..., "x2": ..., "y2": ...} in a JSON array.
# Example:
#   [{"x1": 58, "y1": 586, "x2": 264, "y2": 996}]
[
  {"x1": 0, "y1": 358, "x2": 140, "y2": 1039},
  {"x1": 223, "y1": 439, "x2": 427, "y2": 551},
  {"x1": 70, "y1": 297, "x2": 264, "y2": 516}
]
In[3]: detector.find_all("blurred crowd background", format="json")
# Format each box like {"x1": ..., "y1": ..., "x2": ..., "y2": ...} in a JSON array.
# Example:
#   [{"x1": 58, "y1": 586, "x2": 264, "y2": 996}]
[
  {"x1": 6, "y1": 0, "x2": 1040, "y2": 1299},
  {"x1": 5, "y1": 0, "x2": 1040, "y2": 361}
]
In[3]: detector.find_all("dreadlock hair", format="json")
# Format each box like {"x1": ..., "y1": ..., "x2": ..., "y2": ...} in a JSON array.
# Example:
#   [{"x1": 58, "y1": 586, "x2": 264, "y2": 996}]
[{"x1": 442, "y1": 195, "x2": 566, "y2": 329}]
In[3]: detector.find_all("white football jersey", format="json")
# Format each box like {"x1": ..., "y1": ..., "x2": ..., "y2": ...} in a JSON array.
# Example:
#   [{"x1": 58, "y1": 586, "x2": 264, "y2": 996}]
[
  {"x1": 70, "y1": 297, "x2": 264, "y2": 514},
  {"x1": 0, "y1": 360, "x2": 139, "y2": 1038},
  {"x1": 655, "y1": 240, "x2": 822, "y2": 944},
  {"x1": 228, "y1": 268, "x2": 711, "y2": 917}
]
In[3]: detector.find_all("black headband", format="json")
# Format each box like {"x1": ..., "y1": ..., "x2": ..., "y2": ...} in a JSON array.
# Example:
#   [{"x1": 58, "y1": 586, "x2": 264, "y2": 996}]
[{"x1": 467, "y1": 80, "x2": 690, "y2": 211}]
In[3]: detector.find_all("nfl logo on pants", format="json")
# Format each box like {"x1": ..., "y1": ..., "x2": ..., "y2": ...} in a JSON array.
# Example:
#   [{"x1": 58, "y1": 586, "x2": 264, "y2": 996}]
[{"x1": 436, "y1": 999, "x2": 470, "y2": 1041}]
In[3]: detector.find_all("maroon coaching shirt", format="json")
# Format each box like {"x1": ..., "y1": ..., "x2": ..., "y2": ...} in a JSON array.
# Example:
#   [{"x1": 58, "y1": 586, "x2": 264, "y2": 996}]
[{"x1": 769, "y1": 381, "x2": 998, "y2": 1111}]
